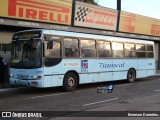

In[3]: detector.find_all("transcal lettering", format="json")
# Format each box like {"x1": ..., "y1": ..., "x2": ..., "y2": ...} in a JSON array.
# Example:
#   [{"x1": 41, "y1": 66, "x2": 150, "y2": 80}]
[{"x1": 99, "y1": 62, "x2": 125, "y2": 68}]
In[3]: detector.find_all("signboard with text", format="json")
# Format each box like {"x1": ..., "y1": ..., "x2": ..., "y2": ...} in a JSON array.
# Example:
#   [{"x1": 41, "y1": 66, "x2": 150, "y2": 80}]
[
  {"x1": 0, "y1": 17, "x2": 160, "y2": 41},
  {"x1": 74, "y1": 1, "x2": 118, "y2": 31},
  {"x1": 119, "y1": 12, "x2": 160, "y2": 36},
  {"x1": 0, "y1": 0, "x2": 72, "y2": 25}
]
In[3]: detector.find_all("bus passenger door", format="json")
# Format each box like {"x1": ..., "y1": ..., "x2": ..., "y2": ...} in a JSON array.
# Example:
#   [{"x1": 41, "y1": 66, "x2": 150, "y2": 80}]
[{"x1": 43, "y1": 35, "x2": 62, "y2": 87}]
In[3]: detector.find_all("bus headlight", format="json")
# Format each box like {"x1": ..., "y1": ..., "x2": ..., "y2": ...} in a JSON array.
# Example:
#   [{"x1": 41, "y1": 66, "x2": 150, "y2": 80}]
[
  {"x1": 33, "y1": 75, "x2": 37, "y2": 79},
  {"x1": 10, "y1": 73, "x2": 14, "y2": 78}
]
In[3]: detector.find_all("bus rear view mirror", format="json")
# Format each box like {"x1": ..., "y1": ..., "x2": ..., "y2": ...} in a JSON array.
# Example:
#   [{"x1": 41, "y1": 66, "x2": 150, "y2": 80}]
[{"x1": 47, "y1": 41, "x2": 53, "y2": 49}]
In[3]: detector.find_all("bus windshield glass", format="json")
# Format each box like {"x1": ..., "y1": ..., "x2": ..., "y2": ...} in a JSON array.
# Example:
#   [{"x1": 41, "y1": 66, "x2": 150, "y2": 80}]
[{"x1": 10, "y1": 39, "x2": 42, "y2": 68}]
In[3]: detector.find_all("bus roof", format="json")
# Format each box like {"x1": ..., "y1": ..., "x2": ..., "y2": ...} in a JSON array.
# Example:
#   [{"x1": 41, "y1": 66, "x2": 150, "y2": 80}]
[{"x1": 15, "y1": 29, "x2": 154, "y2": 44}]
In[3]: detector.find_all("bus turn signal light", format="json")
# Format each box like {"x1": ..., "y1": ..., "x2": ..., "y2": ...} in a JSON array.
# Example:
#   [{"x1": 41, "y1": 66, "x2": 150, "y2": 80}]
[
  {"x1": 32, "y1": 75, "x2": 42, "y2": 79},
  {"x1": 37, "y1": 76, "x2": 42, "y2": 79}
]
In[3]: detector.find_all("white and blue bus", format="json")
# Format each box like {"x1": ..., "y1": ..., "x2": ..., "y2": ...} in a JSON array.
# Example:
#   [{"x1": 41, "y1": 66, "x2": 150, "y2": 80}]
[{"x1": 10, "y1": 29, "x2": 156, "y2": 91}]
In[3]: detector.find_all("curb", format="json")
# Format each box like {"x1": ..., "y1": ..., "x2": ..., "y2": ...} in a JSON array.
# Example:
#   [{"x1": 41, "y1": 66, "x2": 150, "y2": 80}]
[
  {"x1": 0, "y1": 87, "x2": 21, "y2": 93},
  {"x1": 0, "y1": 84, "x2": 24, "y2": 93}
]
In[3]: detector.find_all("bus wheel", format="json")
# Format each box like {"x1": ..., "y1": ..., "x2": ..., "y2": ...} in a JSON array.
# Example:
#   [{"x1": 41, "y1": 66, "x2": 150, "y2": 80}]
[
  {"x1": 127, "y1": 69, "x2": 136, "y2": 83},
  {"x1": 63, "y1": 72, "x2": 78, "y2": 92}
]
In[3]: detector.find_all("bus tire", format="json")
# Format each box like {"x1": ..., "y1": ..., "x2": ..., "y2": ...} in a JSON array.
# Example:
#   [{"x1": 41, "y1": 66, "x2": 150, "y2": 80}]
[
  {"x1": 63, "y1": 72, "x2": 78, "y2": 92},
  {"x1": 127, "y1": 69, "x2": 136, "y2": 83}
]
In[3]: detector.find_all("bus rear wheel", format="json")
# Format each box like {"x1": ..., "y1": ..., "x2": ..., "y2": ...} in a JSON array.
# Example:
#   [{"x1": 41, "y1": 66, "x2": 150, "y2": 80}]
[
  {"x1": 127, "y1": 69, "x2": 136, "y2": 83},
  {"x1": 63, "y1": 72, "x2": 78, "y2": 92}
]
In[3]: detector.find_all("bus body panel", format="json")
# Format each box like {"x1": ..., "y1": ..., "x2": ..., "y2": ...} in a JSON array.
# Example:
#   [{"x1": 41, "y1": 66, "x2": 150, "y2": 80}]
[
  {"x1": 136, "y1": 59, "x2": 155, "y2": 78},
  {"x1": 136, "y1": 70, "x2": 147, "y2": 78},
  {"x1": 43, "y1": 75, "x2": 63, "y2": 87},
  {"x1": 41, "y1": 58, "x2": 155, "y2": 87},
  {"x1": 146, "y1": 70, "x2": 155, "y2": 76}
]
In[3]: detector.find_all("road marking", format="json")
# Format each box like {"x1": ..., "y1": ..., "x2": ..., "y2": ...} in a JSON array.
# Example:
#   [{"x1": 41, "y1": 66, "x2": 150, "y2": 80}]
[
  {"x1": 116, "y1": 83, "x2": 133, "y2": 87},
  {"x1": 154, "y1": 89, "x2": 160, "y2": 92},
  {"x1": 28, "y1": 92, "x2": 69, "y2": 99},
  {"x1": 83, "y1": 98, "x2": 119, "y2": 106}
]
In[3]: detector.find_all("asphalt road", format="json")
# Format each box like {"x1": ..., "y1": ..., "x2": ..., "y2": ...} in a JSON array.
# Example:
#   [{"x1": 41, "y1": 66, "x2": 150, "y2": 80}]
[{"x1": 0, "y1": 76, "x2": 160, "y2": 120}]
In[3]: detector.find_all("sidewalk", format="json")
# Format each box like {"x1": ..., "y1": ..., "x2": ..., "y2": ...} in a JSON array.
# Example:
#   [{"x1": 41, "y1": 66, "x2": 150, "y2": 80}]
[
  {"x1": 0, "y1": 83, "x2": 14, "y2": 93},
  {"x1": 154, "y1": 70, "x2": 160, "y2": 76}
]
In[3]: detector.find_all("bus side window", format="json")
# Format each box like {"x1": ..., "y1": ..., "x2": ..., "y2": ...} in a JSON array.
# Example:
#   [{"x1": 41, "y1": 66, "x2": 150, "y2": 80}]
[
  {"x1": 146, "y1": 44, "x2": 154, "y2": 58},
  {"x1": 49, "y1": 41, "x2": 61, "y2": 58},
  {"x1": 125, "y1": 43, "x2": 136, "y2": 58},
  {"x1": 136, "y1": 44, "x2": 146, "y2": 58},
  {"x1": 44, "y1": 40, "x2": 62, "y2": 67},
  {"x1": 80, "y1": 39, "x2": 96, "y2": 58},
  {"x1": 47, "y1": 41, "x2": 53, "y2": 49},
  {"x1": 64, "y1": 38, "x2": 79, "y2": 58},
  {"x1": 112, "y1": 42, "x2": 124, "y2": 58},
  {"x1": 97, "y1": 40, "x2": 111, "y2": 58},
  {"x1": 81, "y1": 49, "x2": 87, "y2": 57}
]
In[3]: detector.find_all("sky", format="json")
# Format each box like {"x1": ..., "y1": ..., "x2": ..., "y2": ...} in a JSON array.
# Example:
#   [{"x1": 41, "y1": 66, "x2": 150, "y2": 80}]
[{"x1": 98, "y1": 0, "x2": 160, "y2": 19}]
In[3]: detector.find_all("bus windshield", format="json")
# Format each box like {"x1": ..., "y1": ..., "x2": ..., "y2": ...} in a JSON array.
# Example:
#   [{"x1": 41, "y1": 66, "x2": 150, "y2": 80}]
[{"x1": 10, "y1": 39, "x2": 42, "y2": 68}]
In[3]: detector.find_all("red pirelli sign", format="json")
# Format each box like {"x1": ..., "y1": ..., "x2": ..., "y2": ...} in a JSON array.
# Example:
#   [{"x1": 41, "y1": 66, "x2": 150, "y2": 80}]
[{"x1": 0, "y1": 0, "x2": 72, "y2": 25}]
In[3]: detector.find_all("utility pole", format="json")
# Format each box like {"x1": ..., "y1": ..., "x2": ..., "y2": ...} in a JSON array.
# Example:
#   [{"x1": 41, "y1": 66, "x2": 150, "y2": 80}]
[
  {"x1": 116, "y1": 0, "x2": 121, "y2": 32},
  {"x1": 117, "y1": 0, "x2": 121, "y2": 11}
]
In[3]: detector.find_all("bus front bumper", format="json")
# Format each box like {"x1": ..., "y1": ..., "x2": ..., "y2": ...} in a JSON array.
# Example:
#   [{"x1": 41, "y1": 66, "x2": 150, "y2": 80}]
[{"x1": 10, "y1": 78, "x2": 43, "y2": 88}]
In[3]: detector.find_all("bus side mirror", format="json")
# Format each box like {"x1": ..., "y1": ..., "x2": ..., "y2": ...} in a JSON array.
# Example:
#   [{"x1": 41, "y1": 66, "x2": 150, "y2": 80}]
[{"x1": 47, "y1": 41, "x2": 53, "y2": 49}]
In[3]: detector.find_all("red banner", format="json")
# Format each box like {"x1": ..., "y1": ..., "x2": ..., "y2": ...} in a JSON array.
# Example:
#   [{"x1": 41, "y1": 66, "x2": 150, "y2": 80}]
[{"x1": 0, "y1": 0, "x2": 72, "y2": 25}]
